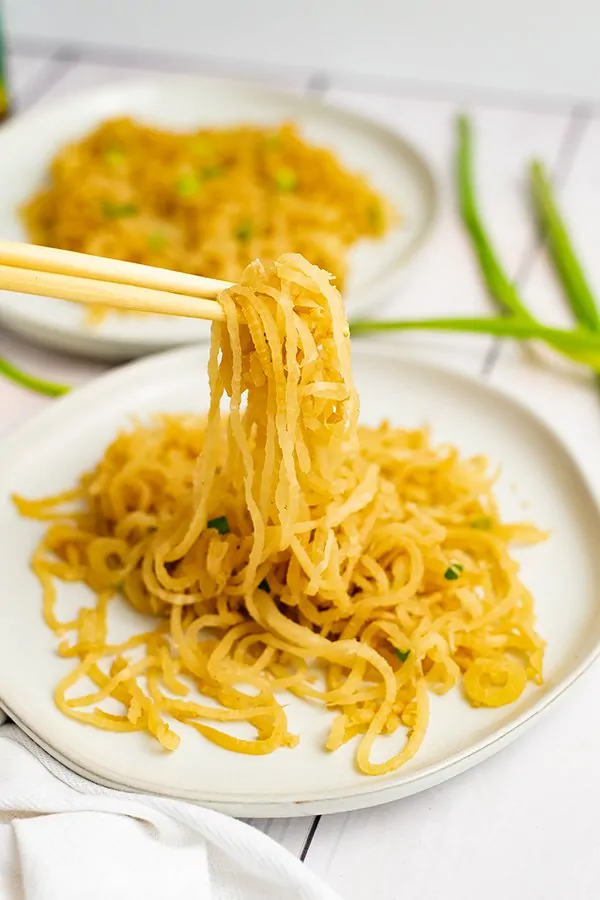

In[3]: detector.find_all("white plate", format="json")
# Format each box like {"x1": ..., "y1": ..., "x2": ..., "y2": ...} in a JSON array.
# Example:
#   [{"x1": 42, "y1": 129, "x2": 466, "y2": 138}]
[
  {"x1": 0, "y1": 74, "x2": 437, "y2": 360},
  {"x1": 0, "y1": 344, "x2": 599, "y2": 818}
]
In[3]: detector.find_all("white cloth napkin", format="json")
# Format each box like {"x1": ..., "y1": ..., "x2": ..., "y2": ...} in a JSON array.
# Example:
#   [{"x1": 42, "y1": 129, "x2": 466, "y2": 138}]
[{"x1": 0, "y1": 723, "x2": 341, "y2": 900}]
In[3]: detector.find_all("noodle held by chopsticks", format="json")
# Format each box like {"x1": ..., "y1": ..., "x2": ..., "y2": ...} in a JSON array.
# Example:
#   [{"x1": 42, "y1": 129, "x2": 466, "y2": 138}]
[{"x1": 15, "y1": 254, "x2": 546, "y2": 775}]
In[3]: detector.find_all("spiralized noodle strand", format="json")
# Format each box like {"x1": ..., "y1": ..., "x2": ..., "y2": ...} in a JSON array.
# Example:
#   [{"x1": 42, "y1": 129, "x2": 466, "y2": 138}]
[{"x1": 15, "y1": 253, "x2": 546, "y2": 776}]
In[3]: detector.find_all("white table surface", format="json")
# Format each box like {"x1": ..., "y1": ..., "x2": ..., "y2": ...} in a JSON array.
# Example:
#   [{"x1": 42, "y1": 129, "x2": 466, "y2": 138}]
[{"x1": 2, "y1": 43, "x2": 600, "y2": 900}]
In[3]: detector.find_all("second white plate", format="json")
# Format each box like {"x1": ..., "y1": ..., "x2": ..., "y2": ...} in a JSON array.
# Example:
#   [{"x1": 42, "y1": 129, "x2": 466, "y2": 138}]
[
  {"x1": 0, "y1": 74, "x2": 437, "y2": 360},
  {"x1": 0, "y1": 344, "x2": 599, "y2": 817}
]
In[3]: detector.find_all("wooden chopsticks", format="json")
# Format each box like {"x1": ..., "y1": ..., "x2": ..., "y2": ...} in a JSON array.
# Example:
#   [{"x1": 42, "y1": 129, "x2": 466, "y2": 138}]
[{"x1": 0, "y1": 240, "x2": 229, "y2": 321}]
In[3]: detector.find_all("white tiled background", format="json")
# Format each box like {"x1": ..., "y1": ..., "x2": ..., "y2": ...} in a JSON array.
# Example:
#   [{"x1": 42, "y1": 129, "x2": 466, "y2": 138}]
[
  {"x1": 3, "y1": 21, "x2": 600, "y2": 900},
  {"x1": 7, "y1": 0, "x2": 600, "y2": 101}
]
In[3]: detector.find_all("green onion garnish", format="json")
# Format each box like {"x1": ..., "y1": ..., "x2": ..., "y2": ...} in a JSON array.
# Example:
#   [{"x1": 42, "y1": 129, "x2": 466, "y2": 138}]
[
  {"x1": 456, "y1": 115, "x2": 532, "y2": 321},
  {"x1": 444, "y1": 563, "x2": 464, "y2": 581},
  {"x1": 530, "y1": 160, "x2": 600, "y2": 333},
  {"x1": 235, "y1": 221, "x2": 254, "y2": 242},
  {"x1": 394, "y1": 648, "x2": 410, "y2": 662},
  {"x1": 264, "y1": 134, "x2": 282, "y2": 151},
  {"x1": 349, "y1": 115, "x2": 600, "y2": 374},
  {"x1": 274, "y1": 167, "x2": 297, "y2": 192},
  {"x1": 471, "y1": 516, "x2": 493, "y2": 530},
  {"x1": 200, "y1": 164, "x2": 223, "y2": 181},
  {"x1": 147, "y1": 233, "x2": 167, "y2": 252},
  {"x1": 102, "y1": 201, "x2": 138, "y2": 219},
  {"x1": 367, "y1": 202, "x2": 384, "y2": 232},
  {"x1": 207, "y1": 515, "x2": 230, "y2": 535},
  {"x1": 176, "y1": 173, "x2": 200, "y2": 197},
  {"x1": 189, "y1": 137, "x2": 210, "y2": 157},
  {"x1": 104, "y1": 148, "x2": 127, "y2": 166},
  {"x1": 0, "y1": 357, "x2": 70, "y2": 397},
  {"x1": 350, "y1": 316, "x2": 600, "y2": 370}
]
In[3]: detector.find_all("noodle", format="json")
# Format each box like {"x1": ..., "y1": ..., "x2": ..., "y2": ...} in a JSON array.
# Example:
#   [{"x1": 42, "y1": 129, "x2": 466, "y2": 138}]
[
  {"x1": 21, "y1": 119, "x2": 395, "y2": 322},
  {"x1": 15, "y1": 254, "x2": 546, "y2": 776}
]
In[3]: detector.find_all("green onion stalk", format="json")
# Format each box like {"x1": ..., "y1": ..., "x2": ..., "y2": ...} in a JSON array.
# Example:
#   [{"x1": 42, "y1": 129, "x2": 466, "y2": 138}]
[
  {"x1": 351, "y1": 115, "x2": 600, "y2": 376},
  {"x1": 529, "y1": 159, "x2": 600, "y2": 388},
  {"x1": 529, "y1": 160, "x2": 600, "y2": 333},
  {"x1": 0, "y1": 358, "x2": 70, "y2": 397},
  {"x1": 350, "y1": 316, "x2": 600, "y2": 372}
]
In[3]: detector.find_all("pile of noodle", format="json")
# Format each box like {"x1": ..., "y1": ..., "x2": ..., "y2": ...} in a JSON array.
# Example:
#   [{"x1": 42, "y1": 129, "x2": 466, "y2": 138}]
[
  {"x1": 21, "y1": 118, "x2": 394, "y2": 322},
  {"x1": 15, "y1": 254, "x2": 546, "y2": 775}
]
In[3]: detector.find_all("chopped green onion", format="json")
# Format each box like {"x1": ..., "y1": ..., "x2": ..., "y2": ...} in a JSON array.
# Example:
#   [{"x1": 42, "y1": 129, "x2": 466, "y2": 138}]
[
  {"x1": 263, "y1": 133, "x2": 282, "y2": 151},
  {"x1": 199, "y1": 164, "x2": 223, "y2": 181},
  {"x1": 176, "y1": 173, "x2": 200, "y2": 197},
  {"x1": 235, "y1": 221, "x2": 254, "y2": 242},
  {"x1": 530, "y1": 160, "x2": 600, "y2": 333},
  {"x1": 471, "y1": 516, "x2": 493, "y2": 530},
  {"x1": 189, "y1": 136, "x2": 210, "y2": 157},
  {"x1": 258, "y1": 578, "x2": 270, "y2": 592},
  {"x1": 207, "y1": 515, "x2": 230, "y2": 535},
  {"x1": 367, "y1": 202, "x2": 384, "y2": 232},
  {"x1": 444, "y1": 563, "x2": 464, "y2": 581},
  {"x1": 102, "y1": 201, "x2": 138, "y2": 219},
  {"x1": 0, "y1": 357, "x2": 70, "y2": 397},
  {"x1": 104, "y1": 147, "x2": 127, "y2": 166},
  {"x1": 147, "y1": 233, "x2": 167, "y2": 252},
  {"x1": 274, "y1": 167, "x2": 297, "y2": 192},
  {"x1": 394, "y1": 648, "x2": 411, "y2": 662}
]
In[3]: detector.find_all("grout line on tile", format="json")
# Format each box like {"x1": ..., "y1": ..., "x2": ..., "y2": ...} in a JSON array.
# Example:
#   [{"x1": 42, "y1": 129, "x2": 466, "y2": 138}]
[
  {"x1": 8, "y1": 34, "x2": 596, "y2": 116},
  {"x1": 9, "y1": 35, "x2": 314, "y2": 88},
  {"x1": 16, "y1": 45, "x2": 81, "y2": 111},
  {"x1": 306, "y1": 71, "x2": 332, "y2": 97}
]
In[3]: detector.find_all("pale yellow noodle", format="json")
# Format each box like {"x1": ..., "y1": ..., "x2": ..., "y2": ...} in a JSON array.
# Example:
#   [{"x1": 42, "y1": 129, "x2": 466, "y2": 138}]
[
  {"x1": 15, "y1": 253, "x2": 546, "y2": 775},
  {"x1": 20, "y1": 119, "x2": 395, "y2": 323}
]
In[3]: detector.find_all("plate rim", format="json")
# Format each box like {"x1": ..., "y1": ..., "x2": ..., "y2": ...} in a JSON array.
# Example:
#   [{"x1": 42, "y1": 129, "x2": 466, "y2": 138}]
[
  {"x1": 1, "y1": 341, "x2": 599, "y2": 817},
  {"x1": 0, "y1": 71, "x2": 439, "y2": 360}
]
